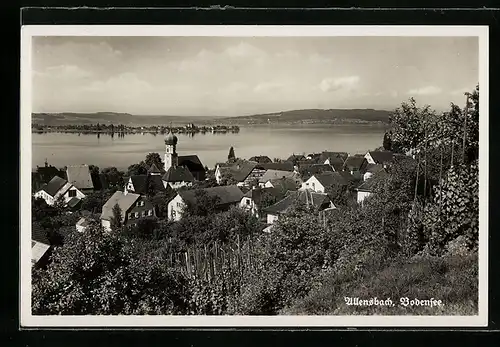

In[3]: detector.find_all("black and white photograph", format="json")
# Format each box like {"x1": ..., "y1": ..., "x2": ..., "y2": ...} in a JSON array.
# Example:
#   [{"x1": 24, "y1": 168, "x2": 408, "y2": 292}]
[{"x1": 20, "y1": 25, "x2": 488, "y2": 327}]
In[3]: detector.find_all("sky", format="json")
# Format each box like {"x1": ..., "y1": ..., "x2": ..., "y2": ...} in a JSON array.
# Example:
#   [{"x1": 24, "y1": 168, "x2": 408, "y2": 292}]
[{"x1": 32, "y1": 36, "x2": 478, "y2": 116}]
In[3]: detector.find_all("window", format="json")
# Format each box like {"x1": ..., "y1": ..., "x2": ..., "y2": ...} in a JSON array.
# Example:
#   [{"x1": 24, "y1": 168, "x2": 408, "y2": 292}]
[
  {"x1": 312, "y1": 182, "x2": 316, "y2": 191},
  {"x1": 246, "y1": 199, "x2": 251, "y2": 205},
  {"x1": 137, "y1": 201, "x2": 144, "y2": 207},
  {"x1": 171, "y1": 210, "x2": 176, "y2": 219},
  {"x1": 177, "y1": 202, "x2": 182, "y2": 208},
  {"x1": 135, "y1": 212, "x2": 139, "y2": 218},
  {"x1": 68, "y1": 189, "x2": 77, "y2": 197},
  {"x1": 129, "y1": 213, "x2": 133, "y2": 219},
  {"x1": 148, "y1": 209, "x2": 153, "y2": 216},
  {"x1": 141, "y1": 211, "x2": 146, "y2": 217}
]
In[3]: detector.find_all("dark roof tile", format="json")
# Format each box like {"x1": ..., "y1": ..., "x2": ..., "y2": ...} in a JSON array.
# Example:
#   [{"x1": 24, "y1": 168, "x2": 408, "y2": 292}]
[
  {"x1": 162, "y1": 166, "x2": 195, "y2": 183},
  {"x1": 178, "y1": 185, "x2": 244, "y2": 206},
  {"x1": 41, "y1": 176, "x2": 68, "y2": 197}
]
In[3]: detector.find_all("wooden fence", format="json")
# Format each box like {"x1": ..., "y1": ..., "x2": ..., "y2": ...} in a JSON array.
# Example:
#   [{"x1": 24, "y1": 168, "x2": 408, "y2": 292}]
[{"x1": 164, "y1": 235, "x2": 256, "y2": 282}]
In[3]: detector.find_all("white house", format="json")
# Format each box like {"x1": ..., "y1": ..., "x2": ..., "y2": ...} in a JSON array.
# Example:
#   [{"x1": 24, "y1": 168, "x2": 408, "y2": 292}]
[
  {"x1": 257, "y1": 169, "x2": 301, "y2": 188},
  {"x1": 34, "y1": 176, "x2": 86, "y2": 206},
  {"x1": 364, "y1": 150, "x2": 394, "y2": 166},
  {"x1": 162, "y1": 166, "x2": 194, "y2": 189},
  {"x1": 167, "y1": 185, "x2": 245, "y2": 221},
  {"x1": 100, "y1": 191, "x2": 155, "y2": 232},
  {"x1": 263, "y1": 190, "x2": 335, "y2": 226},
  {"x1": 300, "y1": 172, "x2": 350, "y2": 193},
  {"x1": 362, "y1": 164, "x2": 385, "y2": 181},
  {"x1": 356, "y1": 171, "x2": 388, "y2": 206}
]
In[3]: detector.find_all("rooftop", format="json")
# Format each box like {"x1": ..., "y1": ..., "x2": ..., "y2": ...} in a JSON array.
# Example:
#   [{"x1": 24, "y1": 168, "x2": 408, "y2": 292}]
[
  {"x1": 264, "y1": 190, "x2": 332, "y2": 215},
  {"x1": 178, "y1": 185, "x2": 244, "y2": 206},
  {"x1": 66, "y1": 164, "x2": 94, "y2": 190},
  {"x1": 101, "y1": 191, "x2": 141, "y2": 221},
  {"x1": 40, "y1": 176, "x2": 68, "y2": 197}
]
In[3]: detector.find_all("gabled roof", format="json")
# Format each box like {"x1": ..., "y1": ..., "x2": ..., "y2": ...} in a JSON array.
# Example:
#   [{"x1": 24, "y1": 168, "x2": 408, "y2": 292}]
[
  {"x1": 323, "y1": 156, "x2": 345, "y2": 171},
  {"x1": 101, "y1": 191, "x2": 141, "y2": 221},
  {"x1": 313, "y1": 171, "x2": 350, "y2": 188},
  {"x1": 264, "y1": 190, "x2": 332, "y2": 215},
  {"x1": 357, "y1": 171, "x2": 389, "y2": 192},
  {"x1": 249, "y1": 156, "x2": 272, "y2": 164},
  {"x1": 178, "y1": 155, "x2": 204, "y2": 171},
  {"x1": 258, "y1": 169, "x2": 299, "y2": 183},
  {"x1": 130, "y1": 174, "x2": 168, "y2": 193},
  {"x1": 162, "y1": 166, "x2": 195, "y2": 183},
  {"x1": 243, "y1": 186, "x2": 286, "y2": 203},
  {"x1": 227, "y1": 161, "x2": 258, "y2": 182},
  {"x1": 178, "y1": 185, "x2": 244, "y2": 206},
  {"x1": 148, "y1": 163, "x2": 162, "y2": 174},
  {"x1": 257, "y1": 162, "x2": 295, "y2": 172},
  {"x1": 367, "y1": 150, "x2": 394, "y2": 164},
  {"x1": 300, "y1": 164, "x2": 334, "y2": 180},
  {"x1": 66, "y1": 164, "x2": 94, "y2": 190},
  {"x1": 40, "y1": 176, "x2": 67, "y2": 197},
  {"x1": 319, "y1": 151, "x2": 349, "y2": 163},
  {"x1": 268, "y1": 177, "x2": 299, "y2": 192},
  {"x1": 343, "y1": 156, "x2": 366, "y2": 170}
]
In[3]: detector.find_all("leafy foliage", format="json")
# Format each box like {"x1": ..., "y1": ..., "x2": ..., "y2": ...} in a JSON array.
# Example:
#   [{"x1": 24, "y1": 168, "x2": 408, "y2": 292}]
[
  {"x1": 145, "y1": 152, "x2": 163, "y2": 169},
  {"x1": 228, "y1": 146, "x2": 236, "y2": 162},
  {"x1": 181, "y1": 190, "x2": 222, "y2": 218},
  {"x1": 110, "y1": 203, "x2": 123, "y2": 232}
]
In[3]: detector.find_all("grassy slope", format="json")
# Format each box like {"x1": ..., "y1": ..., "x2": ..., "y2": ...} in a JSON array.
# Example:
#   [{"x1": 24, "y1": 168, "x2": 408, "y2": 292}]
[{"x1": 284, "y1": 254, "x2": 478, "y2": 315}]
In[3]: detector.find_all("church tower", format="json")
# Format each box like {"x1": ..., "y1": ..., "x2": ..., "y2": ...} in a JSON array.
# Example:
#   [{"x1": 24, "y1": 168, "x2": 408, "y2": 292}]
[{"x1": 164, "y1": 133, "x2": 178, "y2": 172}]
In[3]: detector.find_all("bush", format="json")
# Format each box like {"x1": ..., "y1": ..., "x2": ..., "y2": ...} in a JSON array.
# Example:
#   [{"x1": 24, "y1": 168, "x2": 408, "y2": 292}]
[{"x1": 285, "y1": 253, "x2": 478, "y2": 315}]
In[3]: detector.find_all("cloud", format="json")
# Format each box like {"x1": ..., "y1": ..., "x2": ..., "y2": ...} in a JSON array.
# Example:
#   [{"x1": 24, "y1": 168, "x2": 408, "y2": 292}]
[
  {"x1": 34, "y1": 64, "x2": 93, "y2": 80},
  {"x1": 224, "y1": 42, "x2": 267, "y2": 60},
  {"x1": 253, "y1": 81, "x2": 285, "y2": 93},
  {"x1": 319, "y1": 76, "x2": 360, "y2": 92},
  {"x1": 82, "y1": 72, "x2": 152, "y2": 94},
  {"x1": 450, "y1": 87, "x2": 473, "y2": 96},
  {"x1": 309, "y1": 53, "x2": 333, "y2": 65},
  {"x1": 407, "y1": 86, "x2": 442, "y2": 96}
]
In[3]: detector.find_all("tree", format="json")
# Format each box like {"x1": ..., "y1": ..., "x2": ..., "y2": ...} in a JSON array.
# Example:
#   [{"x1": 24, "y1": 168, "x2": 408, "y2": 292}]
[
  {"x1": 181, "y1": 190, "x2": 222, "y2": 218},
  {"x1": 32, "y1": 220, "x2": 191, "y2": 315},
  {"x1": 228, "y1": 146, "x2": 236, "y2": 162},
  {"x1": 383, "y1": 132, "x2": 392, "y2": 151},
  {"x1": 110, "y1": 203, "x2": 123, "y2": 232},
  {"x1": 145, "y1": 152, "x2": 163, "y2": 169},
  {"x1": 102, "y1": 167, "x2": 125, "y2": 188},
  {"x1": 127, "y1": 163, "x2": 148, "y2": 176}
]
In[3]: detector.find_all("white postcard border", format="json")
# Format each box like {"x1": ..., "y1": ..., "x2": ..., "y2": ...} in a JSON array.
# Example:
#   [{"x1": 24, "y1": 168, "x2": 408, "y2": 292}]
[{"x1": 20, "y1": 25, "x2": 489, "y2": 328}]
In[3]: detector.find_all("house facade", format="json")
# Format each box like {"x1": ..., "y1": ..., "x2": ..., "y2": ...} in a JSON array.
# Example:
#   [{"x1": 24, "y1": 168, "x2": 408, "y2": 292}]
[
  {"x1": 100, "y1": 191, "x2": 156, "y2": 232},
  {"x1": 167, "y1": 185, "x2": 244, "y2": 221},
  {"x1": 34, "y1": 176, "x2": 86, "y2": 206},
  {"x1": 263, "y1": 190, "x2": 335, "y2": 227}
]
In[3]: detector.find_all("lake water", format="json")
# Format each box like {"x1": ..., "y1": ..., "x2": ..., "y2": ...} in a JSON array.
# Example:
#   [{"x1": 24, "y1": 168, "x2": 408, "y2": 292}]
[{"x1": 32, "y1": 124, "x2": 386, "y2": 171}]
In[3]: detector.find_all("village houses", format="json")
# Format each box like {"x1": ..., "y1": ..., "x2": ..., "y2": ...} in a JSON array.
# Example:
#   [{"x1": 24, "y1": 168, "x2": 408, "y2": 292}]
[
  {"x1": 167, "y1": 185, "x2": 244, "y2": 221},
  {"x1": 34, "y1": 176, "x2": 86, "y2": 206},
  {"x1": 263, "y1": 190, "x2": 336, "y2": 232},
  {"x1": 100, "y1": 190, "x2": 156, "y2": 231}
]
